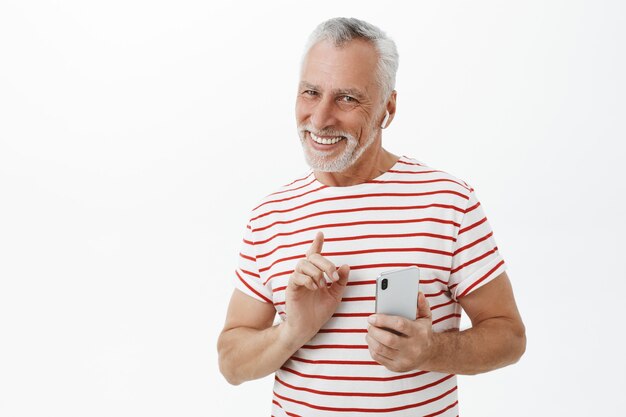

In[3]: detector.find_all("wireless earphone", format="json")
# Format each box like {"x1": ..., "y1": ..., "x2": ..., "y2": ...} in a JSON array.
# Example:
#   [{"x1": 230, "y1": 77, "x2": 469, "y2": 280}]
[{"x1": 380, "y1": 111, "x2": 390, "y2": 129}]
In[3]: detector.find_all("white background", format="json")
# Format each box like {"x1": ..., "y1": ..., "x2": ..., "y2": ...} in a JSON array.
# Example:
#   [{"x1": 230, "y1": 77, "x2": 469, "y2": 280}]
[{"x1": 1, "y1": 1, "x2": 625, "y2": 416}]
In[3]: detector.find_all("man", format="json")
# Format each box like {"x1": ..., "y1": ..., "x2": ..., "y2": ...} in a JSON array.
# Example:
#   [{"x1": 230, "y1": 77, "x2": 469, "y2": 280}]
[{"x1": 218, "y1": 17, "x2": 526, "y2": 417}]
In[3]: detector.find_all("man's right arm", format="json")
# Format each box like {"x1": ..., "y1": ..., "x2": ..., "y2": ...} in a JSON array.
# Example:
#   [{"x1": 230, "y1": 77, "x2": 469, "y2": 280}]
[
  {"x1": 218, "y1": 232, "x2": 350, "y2": 385},
  {"x1": 217, "y1": 289, "x2": 302, "y2": 386}
]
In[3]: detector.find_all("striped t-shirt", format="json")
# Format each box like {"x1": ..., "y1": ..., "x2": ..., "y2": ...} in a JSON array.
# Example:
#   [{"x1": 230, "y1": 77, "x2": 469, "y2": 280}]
[{"x1": 234, "y1": 156, "x2": 506, "y2": 417}]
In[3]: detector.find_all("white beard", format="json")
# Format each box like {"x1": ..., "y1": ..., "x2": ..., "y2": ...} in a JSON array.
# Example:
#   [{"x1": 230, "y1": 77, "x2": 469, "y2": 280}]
[{"x1": 298, "y1": 124, "x2": 378, "y2": 172}]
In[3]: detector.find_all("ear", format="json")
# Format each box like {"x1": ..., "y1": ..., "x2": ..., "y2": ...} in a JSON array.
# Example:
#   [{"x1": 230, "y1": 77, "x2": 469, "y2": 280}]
[{"x1": 380, "y1": 90, "x2": 397, "y2": 129}]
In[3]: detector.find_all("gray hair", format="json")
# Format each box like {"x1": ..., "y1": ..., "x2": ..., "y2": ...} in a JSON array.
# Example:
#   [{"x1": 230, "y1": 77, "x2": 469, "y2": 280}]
[{"x1": 302, "y1": 17, "x2": 399, "y2": 102}]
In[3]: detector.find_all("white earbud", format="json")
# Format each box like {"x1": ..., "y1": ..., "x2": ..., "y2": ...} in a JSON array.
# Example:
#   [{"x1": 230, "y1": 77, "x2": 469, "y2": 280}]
[{"x1": 380, "y1": 111, "x2": 390, "y2": 129}]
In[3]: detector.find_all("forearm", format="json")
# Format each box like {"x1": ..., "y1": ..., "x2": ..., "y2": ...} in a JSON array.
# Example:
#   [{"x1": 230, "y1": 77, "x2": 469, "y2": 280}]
[
  {"x1": 217, "y1": 322, "x2": 304, "y2": 385},
  {"x1": 423, "y1": 317, "x2": 526, "y2": 375}
]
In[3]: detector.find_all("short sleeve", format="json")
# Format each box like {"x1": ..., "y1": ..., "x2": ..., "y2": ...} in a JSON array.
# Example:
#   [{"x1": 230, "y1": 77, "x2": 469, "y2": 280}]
[
  {"x1": 449, "y1": 187, "x2": 507, "y2": 300},
  {"x1": 233, "y1": 222, "x2": 273, "y2": 304}
]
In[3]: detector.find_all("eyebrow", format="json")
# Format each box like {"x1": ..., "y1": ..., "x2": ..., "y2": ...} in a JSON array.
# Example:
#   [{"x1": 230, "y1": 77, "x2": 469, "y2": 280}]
[{"x1": 299, "y1": 81, "x2": 367, "y2": 101}]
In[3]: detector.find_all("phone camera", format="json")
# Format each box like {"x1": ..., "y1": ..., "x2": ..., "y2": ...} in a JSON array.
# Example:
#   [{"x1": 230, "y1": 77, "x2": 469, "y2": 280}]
[{"x1": 381, "y1": 278, "x2": 388, "y2": 290}]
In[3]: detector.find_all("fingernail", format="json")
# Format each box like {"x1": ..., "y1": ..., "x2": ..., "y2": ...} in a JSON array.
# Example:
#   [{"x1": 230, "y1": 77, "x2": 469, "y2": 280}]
[
  {"x1": 332, "y1": 271, "x2": 339, "y2": 281},
  {"x1": 367, "y1": 315, "x2": 376, "y2": 325},
  {"x1": 319, "y1": 279, "x2": 325, "y2": 288}
]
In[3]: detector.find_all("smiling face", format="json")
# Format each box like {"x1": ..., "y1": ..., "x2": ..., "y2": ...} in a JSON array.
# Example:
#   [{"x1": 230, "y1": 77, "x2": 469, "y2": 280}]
[{"x1": 296, "y1": 39, "x2": 388, "y2": 173}]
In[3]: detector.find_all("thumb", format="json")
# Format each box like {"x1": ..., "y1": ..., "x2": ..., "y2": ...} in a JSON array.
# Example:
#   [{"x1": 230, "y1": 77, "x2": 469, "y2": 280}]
[
  {"x1": 306, "y1": 232, "x2": 324, "y2": 257},
  {"x1": 417, "y1": 291, "x2": 432, "y2": 320}
]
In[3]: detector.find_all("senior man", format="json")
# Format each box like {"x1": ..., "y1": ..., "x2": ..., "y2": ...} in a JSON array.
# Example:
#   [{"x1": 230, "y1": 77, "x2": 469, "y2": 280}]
[{"x1": 218, "y1": 17, "x2": 526, "y2": 417}]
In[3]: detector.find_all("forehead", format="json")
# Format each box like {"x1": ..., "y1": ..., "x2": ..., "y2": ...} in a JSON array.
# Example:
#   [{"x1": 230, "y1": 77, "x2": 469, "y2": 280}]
[{"x1": 300, "y1": 38, "x2": 380, "y2": 97}]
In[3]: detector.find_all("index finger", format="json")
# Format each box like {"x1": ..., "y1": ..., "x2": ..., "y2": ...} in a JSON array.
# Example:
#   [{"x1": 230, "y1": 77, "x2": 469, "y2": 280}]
[{"x1": 306, "y1": 232, "x2": 324, "y2": 257}]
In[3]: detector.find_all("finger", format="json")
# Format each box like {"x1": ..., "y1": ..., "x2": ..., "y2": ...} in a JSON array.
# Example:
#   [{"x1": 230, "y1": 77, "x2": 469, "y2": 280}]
[
  {"x1": 305, "y1": 232, "x2": 324, "y2": 257},
  {"x1": 335, "y1": 264, "x2": 350, "y2": 286},
  {"x1": 295, "y1": 259, "x2": 326, "y2": 288},
  {"x1": 367, "y1": 325, "x2": 401, "y2": 350},
  {"x1": 417, "y1": 291, "x2": 432, "y2": 320},
  {"x1": 288, "y1": 272, "x2": 318, "y2": 291},
  {"x1": 367, "y1": 314, "x2": 412, "y2": 336},
  {"x1": 327, "y1": 264, "x2": 351, "y2": 299},
  {"x1": 307, "y1": 253, "x2": 338, "y2": 282},
  {"x1": 366, "y1": 334, "x2": 396, "y2": 363}
]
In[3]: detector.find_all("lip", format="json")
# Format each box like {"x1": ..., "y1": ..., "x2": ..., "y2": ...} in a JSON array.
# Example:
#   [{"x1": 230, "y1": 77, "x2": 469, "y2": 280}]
[{"x1": 307, "y1": 131, "x2": 346, "y2": 151}]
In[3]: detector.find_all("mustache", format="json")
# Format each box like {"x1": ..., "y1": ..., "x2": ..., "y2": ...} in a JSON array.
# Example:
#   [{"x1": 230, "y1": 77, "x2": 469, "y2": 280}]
[{"x1": 298, "y1": 124, "x2": 354, "y2": 140}]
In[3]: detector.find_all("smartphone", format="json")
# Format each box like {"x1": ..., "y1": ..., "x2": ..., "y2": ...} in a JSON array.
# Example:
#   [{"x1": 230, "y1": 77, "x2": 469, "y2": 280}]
[{"x1": 375, "y1": 266, "x2": 420, "y2": 320}]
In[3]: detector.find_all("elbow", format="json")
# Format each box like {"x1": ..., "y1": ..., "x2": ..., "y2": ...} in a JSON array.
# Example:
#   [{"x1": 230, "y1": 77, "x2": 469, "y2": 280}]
[
  {"x1": 220, "y1": 367, "x2": 243, "y2": 386},
  {"x1": 217, "y1": 334, "x2": 244, "y2": 386},
  {"x1": 509, "y1": 322, "x2": 527, "y2": 365},
  {"x1": 218, "y1": 356, "x2": 243, "y2": 386}
]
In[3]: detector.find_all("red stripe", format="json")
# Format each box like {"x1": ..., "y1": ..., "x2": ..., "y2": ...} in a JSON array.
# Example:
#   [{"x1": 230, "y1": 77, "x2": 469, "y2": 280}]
[
  {"x1": 432, "y1": 313, "x2": 461, "y2": 325},
  {"x1": 387, "y1": 168, "x2": 443, "y2": 174},
  {"x1": 452, "y1": 231, "x2": 493, "y2": 256},
  {"x1": 424, "y1": 400, "x2": 459, "y2": 417},
  {"x1": 458, "y1": 216, "x2": 486, "y2": 235},
  {"x1": 291, "y1": 356, "x2": 379, "y2": 365},
  {"x1": 268, "y1": 177, "x2": 316, "y2": 197},
  {"x1": 349, "y1": 262, "x2": 452, "y2": 273},
  {"x1": 251, "y1": 190, "x2": 469, "y2": 222},
  {"x1": 255, "y1": 217, "x2": 460, "y2": 246},
  {"x1": 239, "y1": 252, "x2": 255, "y2": 262},
  {"x1": 257, "y1": 232, "x2": 456, "y2": 259},
  {"x1": 272, "y1": 385, "x2": 458, "y2": 413},
  {"x1": 272, "y1": 399, "x2": 303, "y2": 417},
  {"x1": 368, "y1": 178, "x2": 466, "y2": 188},
  {"x1": 348, "y1": 280, "x2": 376, "y2": 286},
  {"x1": 259, "y1": 246, "x2": 453, "y2": 273},
  {"x1": 450, "y1": 247, "x2": 498, "y2": 275},
  {"x1": 464, "y1": 201, "x2": 480, "y2": 214},
  {"x1": 431, "y1": 300, "x2": 456, "y2": 311},
  {"x1": 235, "y1": 270, "x2": 271, "y2": 303},
  {"x1": 252, "y1": 185, "x2": 327, "y2": 212},
  {"x1": 341, "y1": 296, "x2": 375, "y2": 302},
  {"x1": 274, "y1": 373, "x2": 454, "y2": 397},
  {"x1": 240, "y1": 268, "x2": 260, "y2": 278},
  {"x1": 332, "y1": 312, "x2": 372, "y2": 318},
  {"x1": 282, "y1": 172, "x2": 313, "y2": 188},
  {"x1": 253, "y1": 203, "x2": 464, "y2": 233},
  {"x1": 459, "y1": 260, "x2": 505, "y2": 298},
  {"x1": 264, "y1": 262, "x2": 450, "y2": 285},
  {"x1": 398, "y1": 156, "x2": 424, "y2": 167},
  {"x1": 273, "y1": 286, "x2": 446, "y2": 299},
  {"x1": 301, "y1": 344, "x2": 368, "y2": 350},
  {"x1": 318, "y1": 328, "x2": 367, "y2": 333},
  {"x1": 281, "y1": 366, "x2": 428, "y2": 381}
]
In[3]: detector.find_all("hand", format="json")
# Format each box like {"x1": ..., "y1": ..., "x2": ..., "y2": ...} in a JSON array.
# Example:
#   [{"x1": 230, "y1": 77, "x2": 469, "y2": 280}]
[
  {"x1": 366, "y1": 292, "x2": 434, "y2": 373},
  {"x1": 281, "y1": 232, "x2": 350, "y2": 347}
]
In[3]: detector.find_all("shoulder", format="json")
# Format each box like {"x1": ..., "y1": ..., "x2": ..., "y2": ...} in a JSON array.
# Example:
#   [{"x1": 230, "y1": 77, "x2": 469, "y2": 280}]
[
  {"x1": 246, "y1": 169, "x2": 318, "y2": 222},
  {"x1": 396, "y1": 155, "x2": 473, "y2": 196}
]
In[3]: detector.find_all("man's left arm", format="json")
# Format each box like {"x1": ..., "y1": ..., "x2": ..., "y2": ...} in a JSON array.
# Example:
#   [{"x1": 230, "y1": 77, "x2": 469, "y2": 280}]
[{"x1": 366, "y1": 271, "x2": 526, "y2": 375}]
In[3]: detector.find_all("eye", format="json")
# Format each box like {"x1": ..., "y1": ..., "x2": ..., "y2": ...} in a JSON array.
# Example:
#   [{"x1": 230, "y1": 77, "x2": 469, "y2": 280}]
[
  {"x1": 339, "y1": 95, "x2": 357, "y2": 103},
  {"x1": 303, "y1": 90, "x2": 318, "y2": 96}
]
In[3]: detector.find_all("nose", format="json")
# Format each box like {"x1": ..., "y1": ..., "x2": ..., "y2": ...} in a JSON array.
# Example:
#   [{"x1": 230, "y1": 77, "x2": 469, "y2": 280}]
[{"x1": 309, "y1": 97, "x2": 339, "y2": 132}]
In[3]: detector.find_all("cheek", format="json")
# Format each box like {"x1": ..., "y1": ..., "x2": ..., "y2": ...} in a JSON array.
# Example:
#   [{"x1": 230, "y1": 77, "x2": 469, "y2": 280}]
[{"x1": 295, "y1": 99, "x2": 312, "y2": 122}]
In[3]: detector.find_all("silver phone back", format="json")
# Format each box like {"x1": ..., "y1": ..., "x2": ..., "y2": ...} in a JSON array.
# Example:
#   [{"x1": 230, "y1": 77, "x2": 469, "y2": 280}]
[{"x1": 375, "y1": 266, "x2": 420, "y2": 320}]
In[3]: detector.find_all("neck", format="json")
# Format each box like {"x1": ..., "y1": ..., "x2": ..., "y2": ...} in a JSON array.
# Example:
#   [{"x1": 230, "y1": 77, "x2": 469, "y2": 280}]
[{"x1": 314, "y1": 146, "x2": 400, "y2": 187}]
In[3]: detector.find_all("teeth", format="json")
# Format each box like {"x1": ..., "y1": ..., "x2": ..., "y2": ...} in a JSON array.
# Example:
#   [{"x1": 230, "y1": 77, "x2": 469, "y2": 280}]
[{"x1": 310, "y1": 132, "x2": 343, "y2": 145}]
